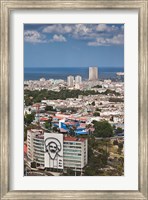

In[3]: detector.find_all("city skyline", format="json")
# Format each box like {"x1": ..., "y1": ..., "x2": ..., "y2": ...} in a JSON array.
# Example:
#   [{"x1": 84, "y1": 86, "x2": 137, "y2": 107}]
[{"x1": 24, "y1": 24, "x2": 124, "y2": 68}]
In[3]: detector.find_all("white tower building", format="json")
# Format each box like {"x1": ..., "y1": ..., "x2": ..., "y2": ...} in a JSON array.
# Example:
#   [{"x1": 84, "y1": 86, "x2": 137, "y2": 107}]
[
  {"x1": 67, "y1": 75, "x2": 74, "y2": 87},
  {"x1": 89, "y1": 66, "x2": 98, "y2": 81},
  {"x1": 75, "y1": 75, "x2": 82, "y2": 84}
]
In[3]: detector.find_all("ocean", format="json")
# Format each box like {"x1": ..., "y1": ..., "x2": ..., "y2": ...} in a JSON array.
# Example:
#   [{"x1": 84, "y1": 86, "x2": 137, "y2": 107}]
[{"x1": 24, "y1": 67, "x2": 124, "y2": 81}]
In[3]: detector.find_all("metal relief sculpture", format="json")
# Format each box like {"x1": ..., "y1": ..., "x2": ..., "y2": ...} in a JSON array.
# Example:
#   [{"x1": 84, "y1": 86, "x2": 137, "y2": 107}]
[{"x1": 44, "y1": 135, "x2": 63, "y2": 169}]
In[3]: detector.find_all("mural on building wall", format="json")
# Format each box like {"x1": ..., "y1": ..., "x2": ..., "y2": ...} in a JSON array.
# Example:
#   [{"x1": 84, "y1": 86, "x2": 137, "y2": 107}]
[{"x1": 44, "y1": 133, "x2": 63, "y2": 169}]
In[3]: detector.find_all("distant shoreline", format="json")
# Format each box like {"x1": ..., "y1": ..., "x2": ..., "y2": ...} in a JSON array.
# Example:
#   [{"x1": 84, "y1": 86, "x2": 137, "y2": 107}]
[{"x1": 24, "y1": 67, "x2": 124, "y2": 81}]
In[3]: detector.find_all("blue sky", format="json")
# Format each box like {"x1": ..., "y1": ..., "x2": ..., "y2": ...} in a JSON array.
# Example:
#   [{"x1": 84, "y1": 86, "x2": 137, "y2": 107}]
[{"x1": 24, "y1": 24, "x2": 124, "y2": 68}]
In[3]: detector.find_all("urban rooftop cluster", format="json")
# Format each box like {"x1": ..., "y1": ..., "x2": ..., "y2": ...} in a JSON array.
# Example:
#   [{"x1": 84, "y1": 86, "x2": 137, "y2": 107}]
[{"x1": 24, "y1": 67, "x2": 124, "y2": 176}]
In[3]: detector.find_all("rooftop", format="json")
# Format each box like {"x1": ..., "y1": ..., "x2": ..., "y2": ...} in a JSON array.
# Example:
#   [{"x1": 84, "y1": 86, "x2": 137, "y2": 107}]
[{"x1": 64, "y1": 136, "x2": 86, "y2": 142}]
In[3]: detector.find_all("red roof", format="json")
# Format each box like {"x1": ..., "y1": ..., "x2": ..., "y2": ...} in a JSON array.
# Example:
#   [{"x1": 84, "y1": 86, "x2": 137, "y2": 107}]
[
  {"x1": 54, "y1": 116, "x2": 64, "y2": 120},
  {"x1": 64, "y1": 136, "x2": 86, "y2": 142},
  {"x1": 32, "y1": 103, "x2": 41, "y2": 107},
  {"x1": 40, "y1": 117, "x2": 49, "y2": 121},
  {"x1": 79, "y1": 117, "x2": 87, "y2": 121}
]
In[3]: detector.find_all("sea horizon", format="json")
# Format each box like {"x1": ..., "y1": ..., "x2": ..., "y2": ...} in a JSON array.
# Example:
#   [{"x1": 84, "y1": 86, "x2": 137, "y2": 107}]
[{"x1": 24, "y1": 66, "x2": 124, "y2": 81}]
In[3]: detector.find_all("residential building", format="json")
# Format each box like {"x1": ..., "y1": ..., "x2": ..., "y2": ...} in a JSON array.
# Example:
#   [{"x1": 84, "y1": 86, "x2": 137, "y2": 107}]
[
  {"x1": 67, "y1": 75, "x2": 74, "y2": 87},
  {"x1": 89, "y1": 66, "x2": 98, "y2": 81},
  {"x1": 75, "y1": 75, "x2": 82, "y2": 84}
]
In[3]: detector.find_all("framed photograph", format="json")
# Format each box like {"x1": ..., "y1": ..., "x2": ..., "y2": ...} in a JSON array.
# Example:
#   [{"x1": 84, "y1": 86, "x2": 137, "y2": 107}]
[{"x1": 0, "y1": 0, "x2": 147, "y2": 199}]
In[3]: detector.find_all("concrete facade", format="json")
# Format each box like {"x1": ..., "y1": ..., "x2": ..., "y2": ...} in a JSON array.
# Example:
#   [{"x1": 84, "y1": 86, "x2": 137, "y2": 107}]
[{"x1": 89, "y1": 66, "x2": 98, "y2": 81}]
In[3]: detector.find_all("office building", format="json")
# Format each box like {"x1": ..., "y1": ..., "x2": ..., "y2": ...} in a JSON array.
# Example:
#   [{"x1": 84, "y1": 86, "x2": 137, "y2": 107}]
[
  {"x1": 67, "y1": 75, "x2": 74, "y2": 87},
  {"x1": 89, "y1": 66, "x2": 98, "y2": 81},
  {"x1": 27, "y1": 130, "x2": 88, "y2": 171},
  {"x1": 63, "y1": 136, "x2": 88, "y2": 171}
]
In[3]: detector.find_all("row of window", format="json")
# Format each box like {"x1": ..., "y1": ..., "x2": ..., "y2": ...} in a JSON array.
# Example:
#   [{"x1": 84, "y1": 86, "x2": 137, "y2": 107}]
[
  {"x1": 33, "y1": 141, "x2": 44, "y2": 146},
  {"x1": 63, "y1": 149, "x2": 81, "y2": 153},
  {"x1": 64, "y1": 142, "x2": 82, "y2": 145},
  {"x1": 64, "y1": 152, "x2": 81, "y2": 156},
  {"x1": 34, "y1": 157, "x2": 44, "y2": 162},
  {"x1": 33, "y1": 146, "x2": 44, "y2": 150},
  {"x1": 63, "y1": 159, "x2": 81, "y2": 163},
  {"x1": 34, "y1": 153, "x2": 44, "y2": 158},
  {"x1": 63, "y1": 146, "x2": 82, "y2": 149},
  {"x1": 64, "y1": 163, "x2": 81, "y2": 167},
  {"x1": 64, "y1": 155, "x2": 81, "y2": 160}
]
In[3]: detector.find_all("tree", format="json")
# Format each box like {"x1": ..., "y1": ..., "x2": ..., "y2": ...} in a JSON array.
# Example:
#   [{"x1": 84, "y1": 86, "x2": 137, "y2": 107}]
[
  {"x1": 116, "y1": 127, "x2": 123, "y2": 134},
  {"x1": 113, "y1": 140, "x2": 118, "y2": 146},
  {"x1": 93, "y1": 112, "x2": 100, "y2": 116},
  {"x1": 44, "y1": 121, "x2": 50, "y2": 129},
  {"x1": 92, "y1": 85, "x2": 102, "y2": 88},
  {"x1": 96, "y1": 108, "x2": 101, "y2": 112},
  {"x1": 84, "y1": 166, "x2": 96, "y2": 176},
  {"x1": 84, "y1": 148, "x2": 109, "y2": 176},
  {"x1": 52, "y1": 126, "x2": 59, "y2": 132},
  {"x1": 118, "y1": 142, "x2": 123, "y2": 154},
  {"x1": 91, "y1": 101, "x2": 95, "y2": 106},
  {"x1": 92, "y1": 120, "x2": 113, "y2": 138},
  {"x1": 24, "y1": 113, "x2": 35, "y2": 125},
  {"x1": 45, "y1": 105, "x2": 54, "y2": 111}
]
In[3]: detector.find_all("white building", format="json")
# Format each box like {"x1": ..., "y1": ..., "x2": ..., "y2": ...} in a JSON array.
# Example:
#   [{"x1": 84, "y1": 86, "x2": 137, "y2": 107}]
[
  {"x1": 89, "y1": 66, "x2": 98, "y2": 81},
  {"x1": 40, "y1": 77, "x2": 46, "y2": 81},
  {"x1": 75, "y1": 75, "x2": 82, "y2": 84},
  {"x1": 67, "y1": 75, "x2": 74, "y2": 87},
  {"x1": 63, "y1": 136, "x2": 88, "y2": 171},
  {"x1": 26, "y1": 130, "x2": 88, "y2": 171},
  {"x1": 27, "y1": 129, "x2": 44, "y2": 167}
]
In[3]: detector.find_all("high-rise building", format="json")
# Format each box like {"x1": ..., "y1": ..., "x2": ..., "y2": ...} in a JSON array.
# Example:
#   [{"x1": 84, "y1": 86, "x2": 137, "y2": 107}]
[
  {"x1": 89, "y1": 66, "x2": 98, "y2": 81},
  {"x1": 67, "y1": 75, "x2": 74, "y2": 87},
  {"x1": 75, "y1": 75, "x2": 82, "y2": 84}
]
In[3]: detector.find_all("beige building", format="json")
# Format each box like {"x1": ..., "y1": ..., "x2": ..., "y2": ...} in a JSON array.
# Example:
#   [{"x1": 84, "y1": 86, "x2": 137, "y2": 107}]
[{"x1": 89, "y1": 66, "x2": 98, "y2": 81}]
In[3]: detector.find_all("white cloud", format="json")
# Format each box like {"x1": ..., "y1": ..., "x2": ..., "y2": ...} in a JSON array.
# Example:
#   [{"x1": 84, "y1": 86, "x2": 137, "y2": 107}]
[
  {"x1": 73, "y1": 24, "x2": 92, "y2": 35},
  {"x1": 24, "y1": 30, "x2": 67, "y2": 44},
  {"x1": 88, "y1": 34, "x2": 124, "y2": 46},
  {"x1": 24, "y1": 30, "x2": 47, "y2": 43},
  {"x1": 51, "y1": 34, "x2": 67, "y2": 42},
  {"x1": 109, "y1": 34, "x2": 124, "y2": 45},
  {"x1": 43, "y1": 24, "x2": 92, "y2": 38},
  {"x1": 96, "y1": 24, "x2": 119, "y2": 32},
  {"x1": 43, "y1": 24, "x2": 73, "y2": 34},
  {"x1": 25, "y1": 24, "x2": 124, "y2": 46},
  {"x1": 96, "y1": 24, "x2": 109, "y2": 32}
]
